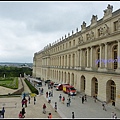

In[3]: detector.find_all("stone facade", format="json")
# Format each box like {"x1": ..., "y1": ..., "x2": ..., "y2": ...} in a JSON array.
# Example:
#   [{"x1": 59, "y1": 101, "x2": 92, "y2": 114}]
[{"x1": 33, "y1": 5, "x2": 120, "y2": 110}]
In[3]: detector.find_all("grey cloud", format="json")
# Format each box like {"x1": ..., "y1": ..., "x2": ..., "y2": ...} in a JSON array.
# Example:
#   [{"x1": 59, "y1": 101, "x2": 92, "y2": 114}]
[{"x1": 0, "y1": 1, "x2": 119, "y2": 63}]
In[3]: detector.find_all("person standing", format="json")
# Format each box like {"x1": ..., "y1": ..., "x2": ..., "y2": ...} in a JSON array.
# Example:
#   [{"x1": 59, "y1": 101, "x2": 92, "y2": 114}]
[
  {"x1": 34, "y1": 96, "x2": 36, "y2": 105},
  {"x1": 1, "y1": 107, "x2": 5, "y2": 118},
  {"x1": 43, "y1": 103, "x2": 46, "y2": 114},
  {"x1": 72, "y1": 112, "x2": 75, "y2": 119}
]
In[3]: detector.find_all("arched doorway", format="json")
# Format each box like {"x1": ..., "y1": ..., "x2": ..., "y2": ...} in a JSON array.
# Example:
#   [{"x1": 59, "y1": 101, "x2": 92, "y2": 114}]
[
  {"x1": 91, "y1": 77, "x2": 98, "y2": 97},
  {"x1": 106, "y1": 80, "x2": 116, "y2": 106},
  {"x1": 112, "y1": 45, "x2": 118, "y2": 69},
  {"x1": 81, "y1": 75, "x2": 85, "y2": 93}
]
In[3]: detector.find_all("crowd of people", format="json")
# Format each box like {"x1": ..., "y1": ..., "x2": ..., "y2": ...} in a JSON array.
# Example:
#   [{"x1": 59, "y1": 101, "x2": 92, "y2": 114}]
[{"x1": 17, "y1": 79, "x2": 118, "y2": 119}]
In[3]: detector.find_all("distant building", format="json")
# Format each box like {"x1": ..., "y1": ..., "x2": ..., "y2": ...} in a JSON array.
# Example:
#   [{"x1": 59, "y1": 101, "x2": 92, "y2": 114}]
[{"x1": 33, "y1": 5, "x2": 120, "y2": 110}]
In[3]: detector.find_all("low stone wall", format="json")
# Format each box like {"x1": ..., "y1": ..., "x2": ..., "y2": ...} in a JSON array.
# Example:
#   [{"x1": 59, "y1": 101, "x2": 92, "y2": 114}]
[{"x1": 11, "y1": 77, "x2": 24, "y2": 95}]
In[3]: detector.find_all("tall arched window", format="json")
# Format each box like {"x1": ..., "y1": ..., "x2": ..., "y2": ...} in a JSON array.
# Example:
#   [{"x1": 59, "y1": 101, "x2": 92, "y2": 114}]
[
  {"x1": 65, "y1": 55, "x2": 67, "y2": 67},
  {"x1": 111, "y1": 81, "x2": 116, "y2": 102},
  {"x1": 95, "y1": 79, "x2": 98, "y2": 95},
  {"x1": 97, "y1": 48, "x2": 100, "y2": 68},
  {"x1": 113, "y1": 45, "x2": 118, "y2": 69},
  {"x1": 63, "y1": 56, "x2": 64, "y2": 67},
  {"x1": 73, "y1": 54, "x2": 75, "y2": 67}
]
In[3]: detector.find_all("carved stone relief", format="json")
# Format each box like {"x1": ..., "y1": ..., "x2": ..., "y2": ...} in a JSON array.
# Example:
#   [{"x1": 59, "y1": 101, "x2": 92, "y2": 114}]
[
  {"x1": 99, "y1": 24, "x2": 110, "y2": 37},
  {"x1": 90, "y1": 31, "x2": 95, "y2": 40},
  {"x1": 78, "y1": 35, "x2": 83, "y2": 44}
]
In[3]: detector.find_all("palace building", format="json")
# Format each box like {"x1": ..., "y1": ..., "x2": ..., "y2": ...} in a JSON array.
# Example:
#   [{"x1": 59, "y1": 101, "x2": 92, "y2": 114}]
[{"x1": 33, "y1": 4, "x2": 120, "y2": 109}]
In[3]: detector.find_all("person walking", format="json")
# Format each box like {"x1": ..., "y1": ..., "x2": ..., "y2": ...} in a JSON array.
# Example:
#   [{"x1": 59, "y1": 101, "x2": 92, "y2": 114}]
[
  {"x1": 59, "y1": 94, "x2": 62, "y2": 102},
  {"x1": 19, "y1": 111, "x2": 23, "y2": 118},
  {"x1": 48, "y1": 113, "x2": 52, "y2": 119},
  {"x1": 41, "y1": 88, "x2": 44, "y2": 95},
  {"x1": 114, "y1": 113, "x2": 117, "y2": 119},
  {"x1": 28, "y1": 95, "x2": 30, "y2": 104},
  {"x1": 62, "y1": 96, "x2": 65, "y2": 104},
  {"x1": 39, "y1": 88, "x2": 41, "y2": 95},
  {"x1": 54, "y1": 102, "x2": 57, "y2": 112},
  {"x1": 43, "y1": 103, "x2": 46, "y2": 114},
  {"x1": 84, "y1": 94, "x2": 87, "y2": 102},
  {"x1": 21, "y1": 98, "x2": 25, "y2": 107},
  {"x1": 93, "y1": 95, "x2": 97, "y2": 103},
  {"x1": 1, "y1": 107, "x2": 5, "y2": 118},
  {"x1": 82, "y1": 96, "x2": 84, "y2": 104},
  {"x1": 67, "y1": 98, "x2": 71, "y2": 107},
  {"x1": 102, "y1": 102, "x2": 107, "y2": 111},
  {"x1": 21, "y1": 107, "x2": 25, "y2": 118},
  {"x1": 48, "y1": 96, "x2": 51, "y2": 103},
  {"x1": 111, "y1": 112, "x2": 114, "y2": 118},
  {"x1": 25, "y1": 98, "x2": 27, "y2": 107},
  {"x1": 46, "y1": 91, "x2": 48, "y2": 98}
]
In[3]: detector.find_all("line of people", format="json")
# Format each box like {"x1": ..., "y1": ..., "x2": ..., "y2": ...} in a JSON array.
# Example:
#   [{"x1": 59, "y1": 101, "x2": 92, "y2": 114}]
[{"x1": 19, "y1": 95, "x2": 37, "y2": 118}]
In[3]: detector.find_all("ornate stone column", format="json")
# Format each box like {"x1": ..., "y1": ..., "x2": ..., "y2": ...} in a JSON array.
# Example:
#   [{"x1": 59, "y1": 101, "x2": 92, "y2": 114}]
[
  {"x1": 99, "y1": 44, "x2": 102, "y2": 68},
  {"x1": 116, "y1": 40, "x2": 120, "y2": 73},
  {"x1": 118, "y1": 40, "x2": 120, "y2": 68},
  {"x1": 90, "y1": 46, "x2": 93, "y2": 68},
  {"x1": 87, "y1": 47, "x2": 89, "y2": 67},
  {"x1": 105, "y1": 43, "x2": 108, "y2": 69},
  {"x1": 77, "y1": 50, "x2": 80, "y2": 67},
  {"x1": 80, "y1": 49, "x2": 82, "y2": 67}
]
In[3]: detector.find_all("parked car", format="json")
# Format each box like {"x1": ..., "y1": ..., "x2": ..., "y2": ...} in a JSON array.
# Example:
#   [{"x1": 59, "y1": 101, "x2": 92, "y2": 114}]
[
  {"x1": 53, "y1": 83, "x2": 59, "y2": 88},
  {"x1": 45, "y1": 80, "x2": 51, "y2": 84}
]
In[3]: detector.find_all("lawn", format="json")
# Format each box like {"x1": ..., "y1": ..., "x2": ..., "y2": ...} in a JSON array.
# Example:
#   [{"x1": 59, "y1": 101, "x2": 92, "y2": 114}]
[{"x1": 0, "y1": 77, "x2": 18, "y2": 89}]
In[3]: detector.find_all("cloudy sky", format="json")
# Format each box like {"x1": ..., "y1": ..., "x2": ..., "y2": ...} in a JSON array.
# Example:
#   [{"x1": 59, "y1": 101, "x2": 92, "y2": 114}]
[{"x1": 0, "y1": 1, "x2": 120, "y2": 63}]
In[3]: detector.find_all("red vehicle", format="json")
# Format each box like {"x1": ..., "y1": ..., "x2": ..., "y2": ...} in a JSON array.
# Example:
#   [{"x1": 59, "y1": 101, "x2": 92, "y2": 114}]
[
  {"x1": 56, "y1": 83, "x2": 69, "y2": 91},
  {"x1": 63, "y1": 85, "x2": 77, "y2": 96}
]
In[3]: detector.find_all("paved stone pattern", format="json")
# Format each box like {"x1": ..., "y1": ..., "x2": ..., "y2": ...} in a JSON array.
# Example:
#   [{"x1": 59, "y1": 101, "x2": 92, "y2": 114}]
[
  {"x1": 0, "y1": 78, "x2": 120, "y2": 119},
  {"x1": 0, "y1": 78, "x2": 61, "y2": 118}
]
